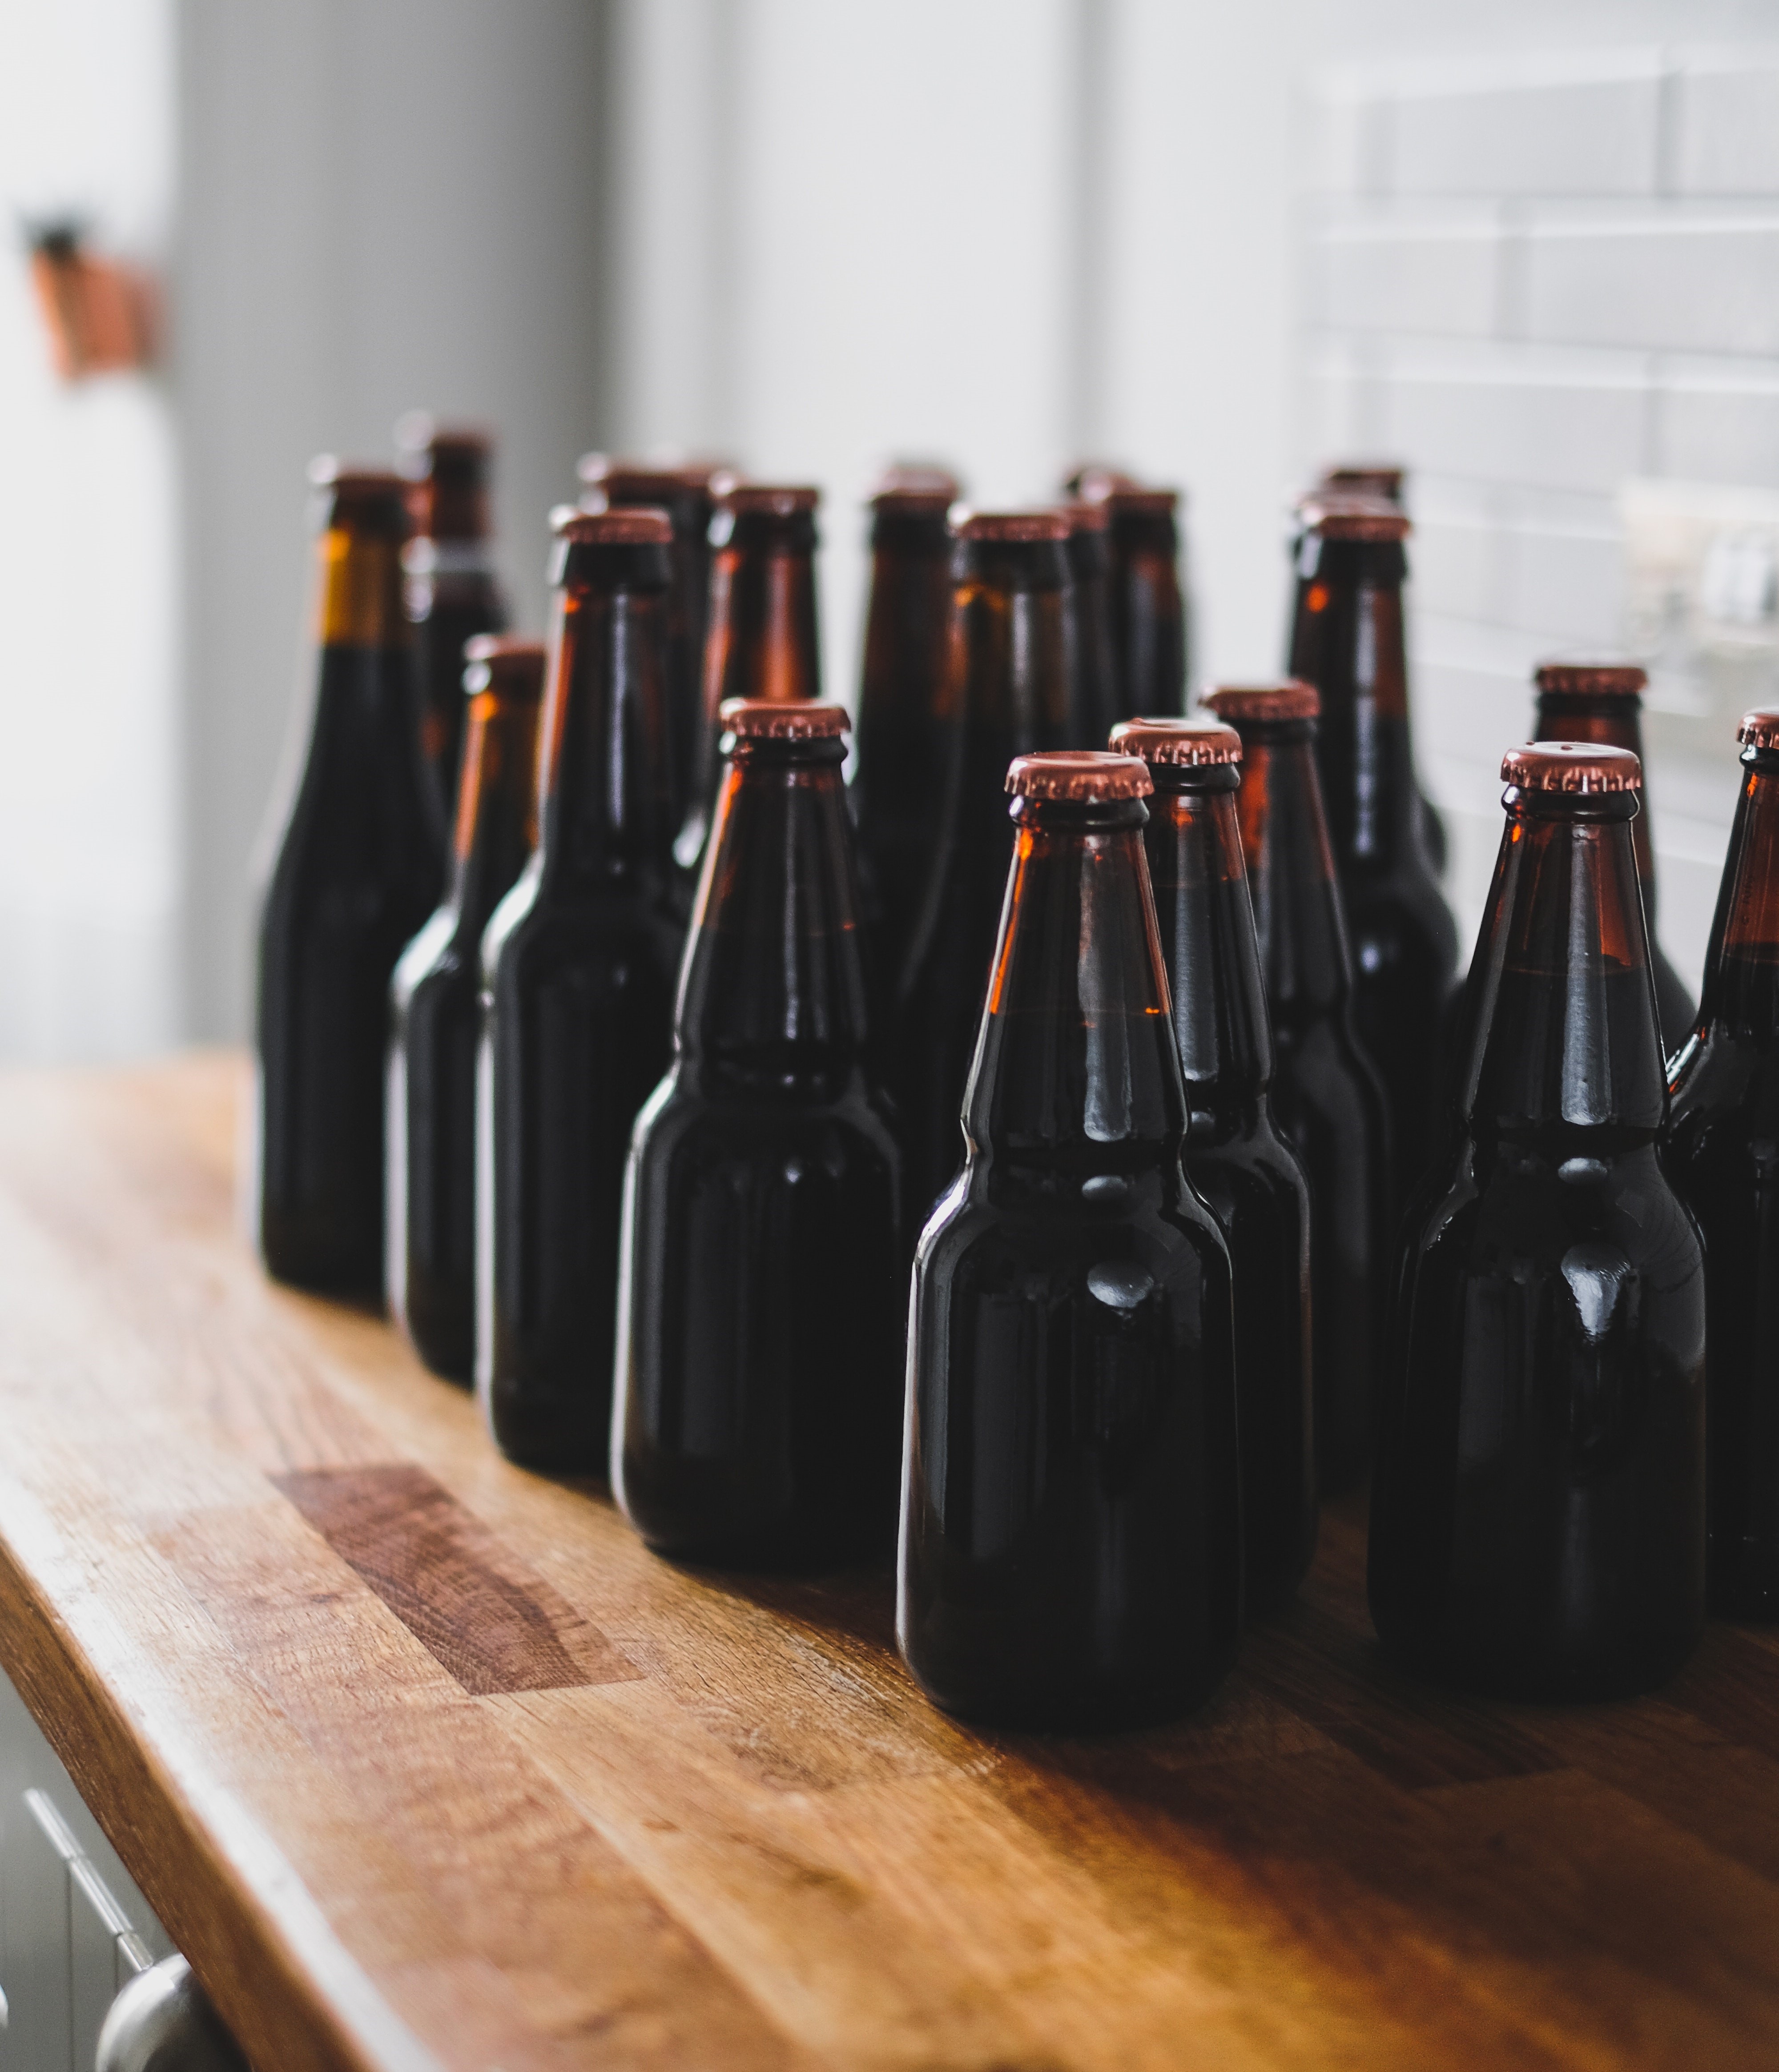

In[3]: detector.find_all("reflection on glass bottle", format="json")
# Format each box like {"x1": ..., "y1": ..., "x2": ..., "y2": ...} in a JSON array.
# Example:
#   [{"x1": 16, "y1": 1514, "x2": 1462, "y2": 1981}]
[
  {"x1": 388, "y1": 636, "x2": 543, "y2": 1382},
  {"x1": 1667, "y1": 707, "x2": 1779, "y2": 1618},
  {"x1": 1113, "y1": 717, "x2": 1317, "y2": 1612},
  {"x1": 257, "y1": 461, "x2": 445, "y2": 1297},
  {"x1": 1372, "y1": 742, "x2": 1706, "y2": 1698},
  {"x1": 614, "y1": 701, "x2": 902, "y2": 1568},
  {"x1": 899, "y1": 751, "x2": 1241, "y2": 1729}
]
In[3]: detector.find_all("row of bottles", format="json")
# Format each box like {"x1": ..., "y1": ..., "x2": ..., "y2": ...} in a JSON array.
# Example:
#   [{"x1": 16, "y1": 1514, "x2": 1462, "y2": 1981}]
[{"x1": 254, "y1": 427, "x2": 1779, "y2": 1733}]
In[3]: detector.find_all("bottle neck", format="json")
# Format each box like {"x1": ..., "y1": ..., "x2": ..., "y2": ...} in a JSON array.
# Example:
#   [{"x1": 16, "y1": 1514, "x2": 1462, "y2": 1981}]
[
  {"x1": 317, "y1": 523, "x2": 409, "y2": 651},
  {"x1": 1109, "y1": 515, "x2": 1185, "y2": 716},
  {"x1": 964, "y1": 796, "x2": 1185, "y2": 1173},
  {"x1": 1288, "y1": 538, "x2": 1420, "y2": 868},
  {"x1": 858, "y1": 519, "x2": 952, "y2": 727},
  {"x1": 535, "y1": 543, "x2": 676, "y2": 896},
  {"x1": 704, "y1": 519, "x2": 821, "y2": 707},
  {"x1": 1697, "y1": 747, "x2": 1779, "y2": 1042},
  {"x1": 1231, "y1": 723, "x2": 1355, "y2": 1015},
  {"x1": 1462, "y1": 791, "x2": 1665, "y2": 1143},
  {"x1": 676, "y1": 736, "x2": 871, "y2": 1096},
  {"x1": 449, "y1": 687, "x2": 540, "y2": 932},
  {"x1": 1145, "y1": 768, "x2": 1273, "y2": 1114},
  {"x1": 1534, "y1": 692, "x2": 1658, "y2": 905}
]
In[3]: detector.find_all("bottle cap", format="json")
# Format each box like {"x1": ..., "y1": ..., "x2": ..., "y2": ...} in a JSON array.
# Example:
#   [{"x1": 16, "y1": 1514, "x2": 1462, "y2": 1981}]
[
  {"x1": 720, "y1": 699, "x2": 849, "y2": 740},
  {"x1": 308, "y1": 459, "x2": 409, "y2": 530},
  {"x1": 1059, "y1": 499, "x2": 1111, "y2": 533},
  {"x1": 1096, "y1": 485, "x2": 1181, "y2": 520},
  {"x1": 1110, "y1": 717, "x2": 1242, "y2": 766},
  {"x1": 1533, "y1": 659, "x2": 1649, "y2": 699},
  {"x1": 1005, "y1": 751, "x2": 1153, "y2": 802},
  {"x1": 871, "y1": 463, "x2": 959, "y2": 509},
  {"x1": 953, "y1": 508, "x2": 1071, "y2": 543},
  {"x1": 554, "y1": 507, "x2": 674, "y2": 546},
  {"x1": 394, "y1": 417, "x2": 491, "y2": 481},
  {"x1": 463, "y1": 635, "x2": 545, "y2": 697},
  {"x1": 576, "y1": 452, "x2": 729, "y2": 498},
  {"x1": 1738, "y1": 708, "x2": 1779, "y2": 751},
  {"x1": 1501, "y1": 742, "x2": 1642, "y2": 792},
  {"x1": 1203, "y1": 681, "x2": 1321, "y2": 723},
  {"x1": 1301, "y1": 495, "x2": 1410, "y2": 542},
  {"x1": 1317, "y1": 462, "x2": 1405, "y2": 503},
  {"x1": 1066, "y1": 463, "x2": 1141, "y2": 500},
  {"x1": 716, "y1": 482, "x2": 821, "y2": 516}
]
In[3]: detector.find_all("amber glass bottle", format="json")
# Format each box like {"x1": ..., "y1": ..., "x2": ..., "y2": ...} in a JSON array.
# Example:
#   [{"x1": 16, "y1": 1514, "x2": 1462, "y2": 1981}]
[
  {"x1": 1113, "y1": 717, "x2": 1317, "y2": 1610},
  {"x1": 1667, "y1": 707, "x2": 1779, "y2": 1618},
  {"x1": 1533, "y1": 660, "x2": 1694, "y2": 1054},
  {"x1": 395, "y1": 418, "x2": 507, "y2": 820},
  {"x1": 1287, "y1": 499, "x2": 1457, "y2": 1205},
  {"x1": 1203, "y1": 683, "x2": 1391, "y2": 1490},
  {"x1": 1372, "y1": 743, "x2": 1706, "y2": 1697},
  {"x1": 613, "y1": 702, "x2": 902, "y2": 1567},
  {"x1": 1062, "y1": 500, "x2": 1118, "y2": 749},
  {"x1": 1085, "y1": 482, "x2": 1186, "y2": 723},
  {"x1": 478, "y1": 509, "x2": 684, "y2": 1470},
  {"x1": 853, "y1": 470, "x2": 958, "y2": 987},
  {"x1": 899, "y1": 750, "x2": 1240, "y2": 1727},
  {"x1": 388, "y1": 637, "x2": 543, "y2": 1382},
  {"x1": 895, "y1": 510, "x2": 1073, "y2": 1236},
  {"x1": 680, "y1": 482, "x2": 822, "y2": 870},
  {"x1": 257, "y1": 462, "x2": 446, "y2": 1296},
  {"x1": 578, "y1": 454, "x2": 726, "y2": 823}
]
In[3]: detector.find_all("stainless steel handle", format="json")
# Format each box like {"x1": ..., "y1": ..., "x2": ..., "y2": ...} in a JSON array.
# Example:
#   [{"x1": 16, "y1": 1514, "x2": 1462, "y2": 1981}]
[{"x1": 94, "y1": 1956, "x2": 247, "y2": 2072}]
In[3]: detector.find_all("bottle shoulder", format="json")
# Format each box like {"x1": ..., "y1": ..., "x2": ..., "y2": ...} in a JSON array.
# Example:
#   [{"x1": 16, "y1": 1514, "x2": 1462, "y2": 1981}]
[
  {"x1": 390, "y1": 905, "x2": 464, "y2": 1011},
  {"x1": 634, "y1": 1067, "x2": 899, "y2": 1168}
]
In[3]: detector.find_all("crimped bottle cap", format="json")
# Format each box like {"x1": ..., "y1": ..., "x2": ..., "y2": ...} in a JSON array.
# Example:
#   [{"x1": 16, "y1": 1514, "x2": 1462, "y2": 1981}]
[
  {"x1": 1059, "y1": 499, "x2": 1111, "y2": 533},
  {"x1": 1300, "y1": 495, "x2": 1410, "y2": 542},
  {"x1": 1203, "y1": 681, "x2": 1321, "y2": 723},
  {"x1": 554, "y1": 507, "x2": 673, "y2": 546},
  {"x1": 716, "y1": 482, "x2": 821, "y2": 516},
  {"x1": 870, "y1": 463, "x2": 959, "y2": 510},
  {"x1": 1501, "y1": 742, "x2": 1642, "y2": 792},
  {"x1": 720, "y1": 699, "x2": 848, "y2": 740},
  {"x1": 1111, "y1": 717, "x2": 1242, "y2": 766},
  {"x1": 1005, "y1": 751, "x2": 1152, "y2": 801},
  {"x1": 576, "y1": 453, "x2": 728, "y2": 496},
  {"x1": 953, "y1": 508, "x2": 1071, "y2": 543},
  {"x1": 1738, "y1": 708, "x2": 1779, "y2": 751},
  {"x1": 1533, "y1": 659, "x2": 1649, "y2": 699},
  {"x1": 1317, "y1": 462, "x2": 1405, "y2": 502}
]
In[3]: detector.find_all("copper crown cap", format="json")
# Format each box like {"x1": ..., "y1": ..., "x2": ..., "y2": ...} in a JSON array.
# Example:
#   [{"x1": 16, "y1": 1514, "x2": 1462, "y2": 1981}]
[
  {"x1": 1738, "y1": 708, "x2": 1779, "y2": 751},
  {"x1": 554, "y1": 507, "x2": 673, "y2": 547},
  {"x1": 720, "y1": 699, "x2": 848, "y2": 741},
  {"x1": 1111, "y1": 717, "x2": 1243, "y2": 767},
  {"x1": 1204, "y1": 681, "x2": 1321, "y2": 723},
  {"x1": 1501, "y1": 742, "x2": 1642, "y2": 792},
  {"x1": 1534, "y1": 659, "x2": 1649, "y2": 699},
  {"x1": 954, "y1": 507, "x2": 1071, "y2": 543},
  {"x1": 1006, "y1": 752, "x2": 1152, "y2": 802}
]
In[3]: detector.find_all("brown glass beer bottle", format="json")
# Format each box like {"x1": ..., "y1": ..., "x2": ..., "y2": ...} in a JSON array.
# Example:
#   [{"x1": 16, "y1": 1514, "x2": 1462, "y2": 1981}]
[
  {"x1": 388, "y1": 636, "x2": 543, "y2": 1381},
  {"x1": 1286, "y1": 497, "x2": 1457, "y2": 1205},
  {"x1": 899, "y1": 750, "x2": 1241, "y2": 1727},
  {"x1": 479, "y1": 509, "x2": 684, "y2": 1470},
  {"x1": 1113, "y1": 717, "x2": 1317, "y2": 1610},
  {"x1": 395, "y1": 418, "x2": 507, "y2": 819},
  {"x1": 578, "y1": 454, "x2": 726, "y2": 824},
  {"x1": 1372, "y1": 742, "x2": 1706, "y2": 1696},
  {"x1": 680, "y1": 482, "x2": 822, "y2": 870},
  {"x1": 1085, "y1": 482, "x2": 1187, "y2": 722},
  {"x1": 257, "y1": 462, "x2": 446, "y2": 1295},
  {"x1": 895, "y1": 510, "x2": 1073, "y2": 1236},
  {"x1": 853, "y1": 469, "x2": 958, "y2": 987},
  {"x1": 1666, "y1": 707, "x2": 1779, "y2": 1618},
  {"x1": 1533, "y1": 659, "x2": 1695, "y2": 1054},
  {"x1": 1203, "y1": 683, "x2": 1391, "y2": 1489},
  {"x1": 1062, "y1": 499, "x2": 1118, "y2": 749},
  {"x1": 613, "y1": 701, "x2": 903, "y2": 1566}
]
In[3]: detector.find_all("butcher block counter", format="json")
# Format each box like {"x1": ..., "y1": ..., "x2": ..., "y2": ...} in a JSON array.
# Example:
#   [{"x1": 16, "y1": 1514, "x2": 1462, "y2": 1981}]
[{"x1": 2, "y1": 1054, "x2": 1779, "y2": 2072}]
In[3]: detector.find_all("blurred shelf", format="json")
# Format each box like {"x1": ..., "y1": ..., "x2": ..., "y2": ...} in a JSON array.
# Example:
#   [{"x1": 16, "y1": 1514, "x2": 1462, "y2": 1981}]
[{"x1": 0, "y1": 1052, "x2": 1777, "y2": 2069}]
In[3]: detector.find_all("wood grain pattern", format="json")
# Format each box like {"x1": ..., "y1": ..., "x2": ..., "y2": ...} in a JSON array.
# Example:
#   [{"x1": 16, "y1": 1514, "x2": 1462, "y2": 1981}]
[{"x1": 0, "y1": 1054, "x2": 1775, "y2": 2069}]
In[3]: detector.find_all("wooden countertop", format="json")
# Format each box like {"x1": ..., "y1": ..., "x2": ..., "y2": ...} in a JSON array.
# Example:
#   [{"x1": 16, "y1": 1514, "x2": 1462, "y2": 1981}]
[{"x1": 2, "y1": 1055, "x2": 1779, "y2": 2071}]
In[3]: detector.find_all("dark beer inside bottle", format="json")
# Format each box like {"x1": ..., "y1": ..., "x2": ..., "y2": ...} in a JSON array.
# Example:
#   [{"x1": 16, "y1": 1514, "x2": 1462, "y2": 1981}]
[{"x1": 1084, "y1": 482, "x2": 1186, "y2": 724}]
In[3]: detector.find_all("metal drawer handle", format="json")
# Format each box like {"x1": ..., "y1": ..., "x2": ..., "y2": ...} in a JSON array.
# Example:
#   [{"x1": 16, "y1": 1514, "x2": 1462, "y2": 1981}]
[{"x1": 95, "y1": 1955, "x2": 247, "y2": 2072}]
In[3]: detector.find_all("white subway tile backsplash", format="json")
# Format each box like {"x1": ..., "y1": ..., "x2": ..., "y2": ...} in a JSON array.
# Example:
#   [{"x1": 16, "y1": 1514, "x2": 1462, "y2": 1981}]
[
  {"x1": 1390, "y1": 73, "x2": 1661, "y2": 200},
  {"x1": 1382, "y1": 357, "x2": 1649, "y2": 492},
  {"x1": 1674, "y1": 62, "x2": 1779, "y2": 197},
  {"x1": 1655, "y1": 364, "x2": 1779, "y2": 486},
  {"x1": 1499, "y1": 521, "x2": 1626, "y2": 642},
  {"x1": 1315, "y1": 213, "x2": 1502, "y2": 337},
  {"x1": 1409, "y1": 512, "x2": 1501, "y2": 625},
  {"x1": 1524, "y1": 209, "x2": 1779, "y2": 355}
]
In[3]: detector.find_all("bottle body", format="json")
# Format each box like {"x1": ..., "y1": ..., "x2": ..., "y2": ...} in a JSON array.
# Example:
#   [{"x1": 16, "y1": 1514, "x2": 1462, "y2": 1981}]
[
  {"x1": 1372, "y1": 752, "x2": 1706, "y2": 1696},
  {"x1": 614, "y1": 707, "x2": 903, "y2": 1567},
  {"x1": 257, "y1": 468, "x2": 445, "y2": 1297},
  {"x1": 479, "y1": 517, "x2": 684, "y2": 1471},
  {"x1": 388, "y1": 638, "x2": 542, "y2": 1381},
  {"x1": 1666, "y1": 719, "x2": 1779, "y2": 1616},
  {"x1": 899, "y1": 763, "x2": 1241, "y2": 1729}
]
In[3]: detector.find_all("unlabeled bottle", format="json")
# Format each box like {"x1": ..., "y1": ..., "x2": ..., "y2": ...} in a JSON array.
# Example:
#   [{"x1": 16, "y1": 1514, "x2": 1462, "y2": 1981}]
[
  {"x1": 1287, "y1": 496, "x2": 1457, "y2": 1205},
  {"x1": 853, "y1": 469, "x2": 958, "y2": 987},
  {"x1": 1062, "y1": 499, "x2": 1118, "y2": 749},
  {"x1": 1372, "y1": 741, "x2": 1706, "y2": 1697},
  {"x1": 680, "y1": 482, "x2": 822, "y2": 870},
  {"x1": 577, "y1": 454, "x2": 726, "y2": 824},
  {"x1": 895, "y1": 510, "x2": 1073, "y2": 1236},
  {"x1": 479, "y1": 509, "x2": 684, "y2": 1471},
  {"x1": 395, "y1": 418, "x2": 507, "y2": 821},
  {"x1": 1666, "y1": 707, "x2": 1779, "y2": 1618},
  {"x1": 899, "y1": 750, "x2": 1241, "y2": 1727},
  {"x1": 1533, "y1": 659, "x2": 1695, "y2": 1055},
  {"x1": 1112, "y1": 716, "x2": 1317, "y2": 1611},
  {"x1": 257, "y1": 461, "x2": 446, "y2": 1296},
  {"x1": 613, "y1": 701, "x2": 903, "y2": 1566},
  {"x1": 1203, "y1": 683, "x2": 1391, "y2": 1490},
  {"x1": 1083, "y1": 481, "x2": 1187, "y2": 723},
  {"x1": 388, "y1": 636, "x2": 543, "y2": 1382}
]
